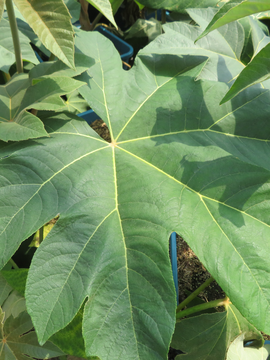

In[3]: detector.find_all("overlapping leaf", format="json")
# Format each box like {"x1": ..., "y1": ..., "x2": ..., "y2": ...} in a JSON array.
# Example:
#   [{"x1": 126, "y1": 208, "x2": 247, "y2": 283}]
[
  {"x1": 0, "y1": 17, "x2": 38, "y2": 72},
  {"x1": 86, "y1": 0, "x2": 117, "y2": 27},
  {"x1": 2, "y1": 12, "x2": 270, "y2": 360},
  {"x1": 0, "y1": 54, "x2": 92, "y2": 141},
  {"x1": 0, "y1": 295, "x2": 64, "y2": 360},
  {"x1": 171, "y1": 304, "x2": 263, "y2": 359},
  {"x1": 137, "y1": 0, "x2": 220, "y2": 13},
  {"x1": 13, "y1": 0, "x2": 75, "y2": 68},
  {"x1": 220, "y1": 17, "x2": 270, "y2": 103},
  {"x1": 140, "y1": 8, "x2": 245, "y2": 83},
  {"x1": 198, "y1": 0, "x2": 270, "y2": 40},
  {"x1": 227, "y1": 334, "x2": 270, "y2": 360}
]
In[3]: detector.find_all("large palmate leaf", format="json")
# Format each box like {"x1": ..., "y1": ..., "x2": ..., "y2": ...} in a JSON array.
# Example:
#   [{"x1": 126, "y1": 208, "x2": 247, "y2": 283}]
[
  {"x1": 0, "y1": 54, "x2": 92, "y2": 141},
  {"x1": 198, "y1": 0, "x2": 270, "y2": 40},
  {"x1": 2, "y1": 18, "x2": 270, "y2": 360},
  {"x1": 172, "y1": 304, "x2": 263, "y2": 359},
  {"x1": 137, "y1": 0, "x2": 220, "y2": 13},
  {"x1": 140, "y1": 8, "x2": 245, "y2": 83},
  {"x1": 13, "y1": 0, "x2": 75, "y2": 68},
  {"x1": 0, "y1": 17, "x2": 38, "y2": 72}
]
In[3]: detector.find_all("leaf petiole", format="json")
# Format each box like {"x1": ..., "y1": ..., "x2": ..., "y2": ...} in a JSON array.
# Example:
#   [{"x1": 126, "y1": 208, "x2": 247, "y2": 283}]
[
  {"x1": 176, "y1": 276, "x2": 215, "y2": 313},
  {"x1": 176, "y1": 297, "x2": 230, "y2": 320},
  {"x1": 5, "y1": 0, "x2": 23, "y2": 73}
]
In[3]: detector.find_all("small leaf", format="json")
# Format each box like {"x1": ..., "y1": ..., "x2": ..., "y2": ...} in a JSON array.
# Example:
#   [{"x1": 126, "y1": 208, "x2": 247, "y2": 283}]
[
  {"x1": 220, "y1": 42, "x2": 270, "y2": 104},
  {"x1": 172, "y1": 304, "x2": 263, "y2": 359},
  {"x1": 0, "y1": 307, "x2": 64, "y2": 360},
  {"x1": 13, "y1": 0, "x2": 75, "y2": 68},
  {"x1": 0, "y1": 112, "x2": 48, "y2": 142},
  {"x1": 198, "y1": 0, "x2": 270, "y2": 41},
  {"x1": 86, "y1": 0, "x2": 117, "y2": 27},
  {"x1": 227, "y1": 334, "x2": 269, "y2": 360},
  {"x1": 0, "y1": 69, "x2": 86, "y2": 141}
]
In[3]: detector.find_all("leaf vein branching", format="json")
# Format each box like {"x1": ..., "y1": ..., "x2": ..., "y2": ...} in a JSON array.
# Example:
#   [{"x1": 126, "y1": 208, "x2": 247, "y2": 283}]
[
  {"x1": 200, "y1": 196, "x2": 268, "y2": 304},
  {"x1": 115, "y1": 69, "x2": 189, "y2": 142},
  {"x1": 118, "y1": 146, "x2": 270, "y2": 230},
  {"x1": 228, "y1": 305, "x2": 241, "y2": 333},
  {"x1": 0, "y1": 146, "x2": 108, "y2": 239},
  {"x1": 208, "y1": 90, "x2": 268, "y2": 129},
  {"x1": 41, "y1": 207, "x2": 117, "y2": 338},
  {"x1": 117, "y1": 129, "x2": 270, "y2": 144}
]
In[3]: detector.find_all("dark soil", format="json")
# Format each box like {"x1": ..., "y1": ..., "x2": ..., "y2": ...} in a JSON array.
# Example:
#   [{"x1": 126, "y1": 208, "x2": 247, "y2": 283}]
[{"x1": 176, "y1": 234, "x2": 225, "y2": 304}]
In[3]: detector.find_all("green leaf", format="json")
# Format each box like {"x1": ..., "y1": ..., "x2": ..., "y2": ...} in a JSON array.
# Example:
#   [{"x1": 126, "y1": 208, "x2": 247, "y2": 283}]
[
  {"x1": 2, "y1": 11, "x2": 270, "y2": 359},
  {"x1": 140, "y1": 8, "x2": 245, "y2": 82},
  {"x1": 0, "y1": 274, "x2": 12, "y2": 306},
  {"x1": 0, "y1": 17, "x2": 38, "y2": 73},
  {"x1": 59, "y1": 89, "x2": 90, "y2": 114},
  {"x1": 0, "y1": 59, "x2": 88, "y2": 141},
  {"x1": 64, "y1": 0, "x2": 81, "y2": 22},
  {"x1": 13, "y1": 0, "x2": 75, "y2": 68},
  {"x1": 86, "y1": 0, "x2": 117, "y2": 27},
  {"x1": 250, "y1": 16, "x2": 270, "y2": 55},
  {"x1": 0, "y1": 306, "x2": 64, "y2": 360},
  {"x1": 109, "y1": 0, "x2": 123, "y2": 15},
  {"x1": 220, "y1": 42, "x2": 270, "y2": 104},
  {"x1": 1, "y1": 269, "x2": 28, "y2": 297},
  {"x1": 172, "y1": 304, "x2": 263, "y2": 359},
  {"x1": 227, "y1": 334, "x2": 270, "y2": 360},
  {"x1": 50, "y1": 305, "x2": 99, "y2": 359},
  {"x1": 136, "y1": 0, "x2": 220, "y2": 13},
  {"x1": 198, "y1": 0, "x2": 270, "y2": 40}
]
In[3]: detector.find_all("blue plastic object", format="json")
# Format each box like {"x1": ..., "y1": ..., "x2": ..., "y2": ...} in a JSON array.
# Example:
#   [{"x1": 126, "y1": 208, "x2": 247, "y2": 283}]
[
  {"x1": 77, "y1": 109, "x2": 98, "y2": 124},
  {"x1": 95, "y1": 26, "x2": 133, "y2": 65},
  {"x1": 170, "y1": 232, "x2": 179, "y2": 305}
]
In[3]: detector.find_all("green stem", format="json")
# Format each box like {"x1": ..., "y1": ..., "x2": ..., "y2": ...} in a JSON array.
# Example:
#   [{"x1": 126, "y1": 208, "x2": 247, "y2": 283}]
[
  {"x1": 3, "y1": 72, "x2": 11, "y2": 83},
  {"x1": 161, "y1": 9, "x2": 166, "y2": 24},
  {"x1": 9, "y1": 258, "x2": 19, "y2": 269},
  {"x1": 176, "y1": 297, "x2": 228, "y2": 320},
  {"x1": 39, "y1": 226, "x2": 44, "y2": 243},
  {"x1": 90, "y1": 12, "x2": 103, "y2": 31},
  {"x1": 5, "y1": 0, "x2": 23, "y2": 73},
  {"x1": 176, "y1": 276, "x2": 215, "y2": 313}
]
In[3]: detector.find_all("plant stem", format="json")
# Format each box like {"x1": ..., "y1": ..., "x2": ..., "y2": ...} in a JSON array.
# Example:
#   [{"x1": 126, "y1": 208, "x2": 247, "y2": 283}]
[
  {"x1": 90, "y1": 12, "x2": 103, "y2": 31},
  {"x1": 161, "y1": 9, "x2": 166, "y2": 24},
  {"x1": 9, "y1": 258, "x2": 19, "y2": 269},
  {"x1": 176, "y1": 297, "x2": 229, "y2": 320},
  {"x1": 39, "y1": 226, "x2": 44, "y2": 243},
  {"x1": 3, "y1": 72, "x2": 11, "y2": 83},
  {"x1": 176, "y1": 276, "x2": 215, "y2": 313},
  {"x1": 5, "y1": 0, "x2": 23, "y2": 73}
]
